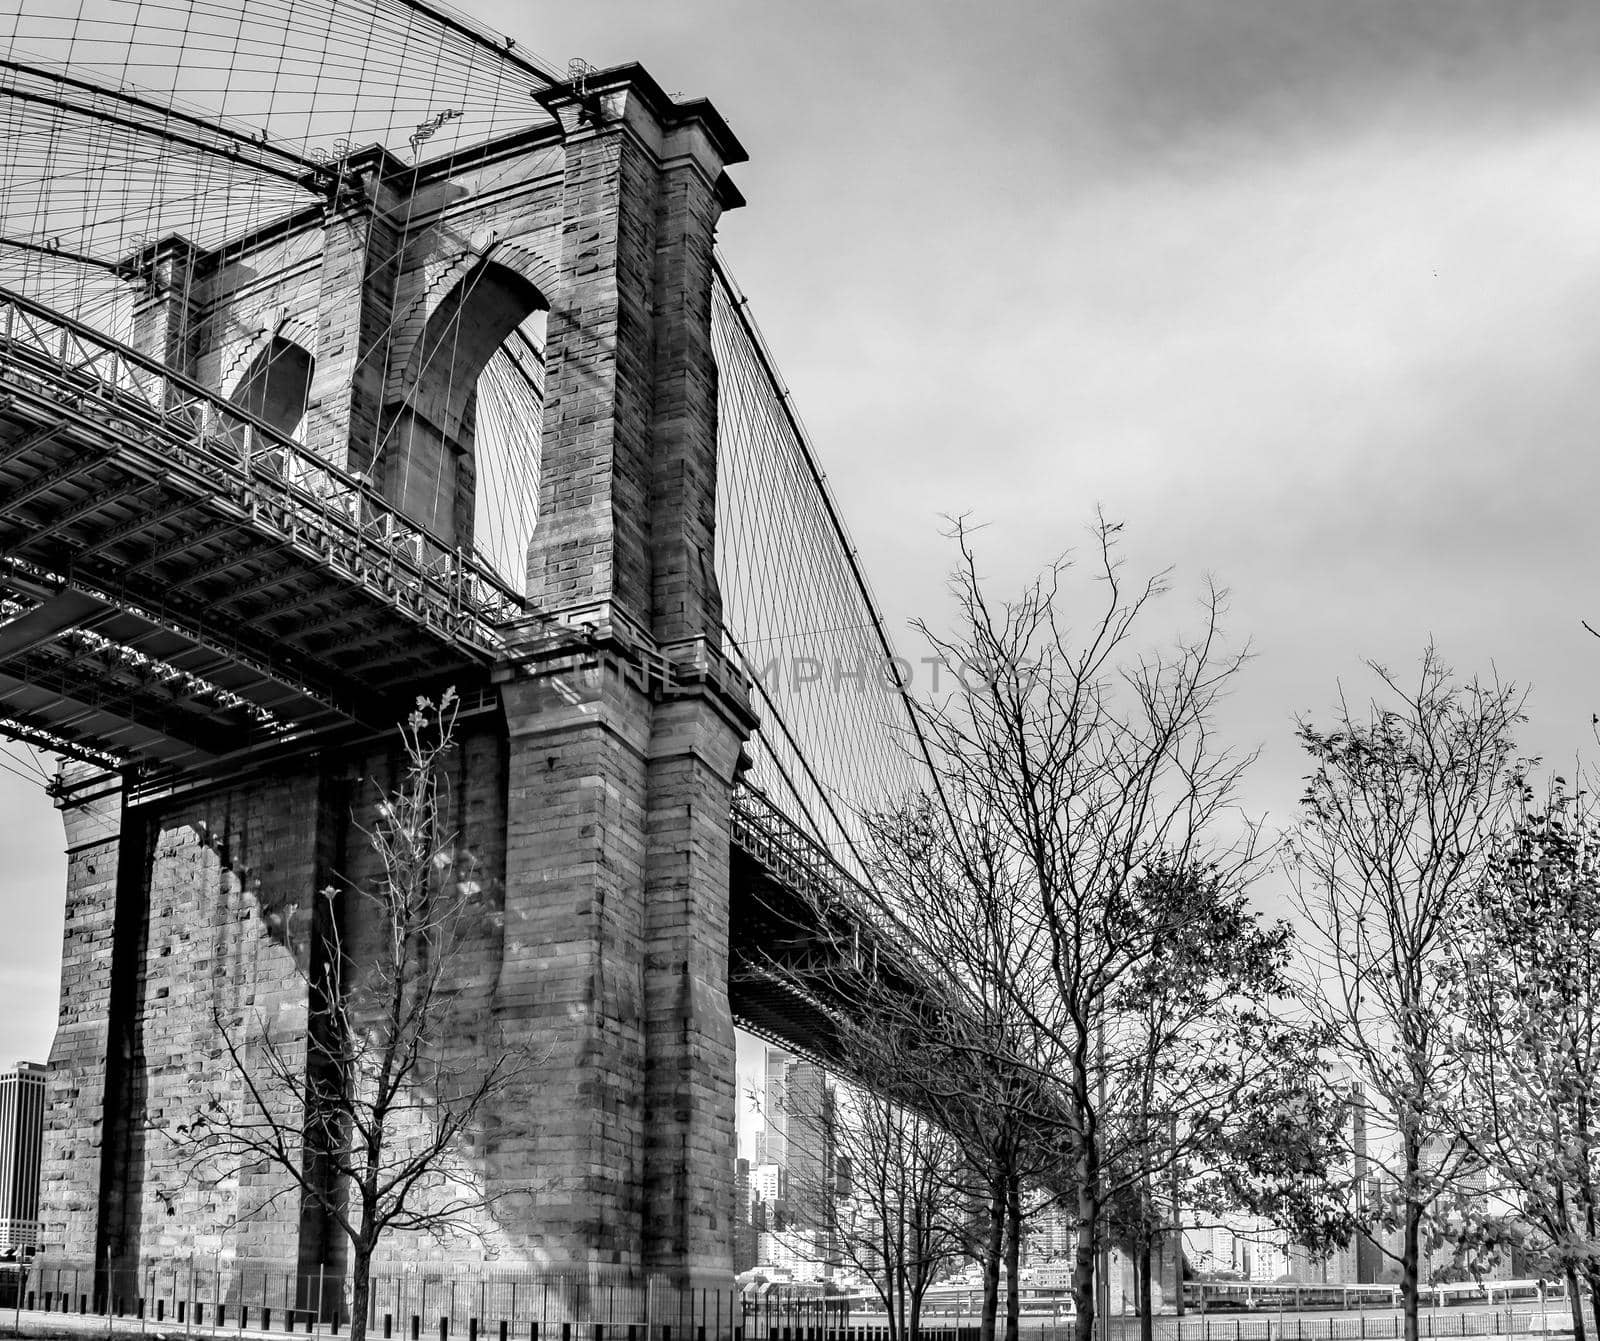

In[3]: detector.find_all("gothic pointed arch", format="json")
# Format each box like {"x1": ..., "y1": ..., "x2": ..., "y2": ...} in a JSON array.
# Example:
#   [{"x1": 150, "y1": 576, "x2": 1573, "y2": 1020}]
[
  {"x1": 378, "y1": 257, "x2": 548, "y2": 565},
  {"x1": 227, "y1": 331, "x2": 316, "y2": 440}
]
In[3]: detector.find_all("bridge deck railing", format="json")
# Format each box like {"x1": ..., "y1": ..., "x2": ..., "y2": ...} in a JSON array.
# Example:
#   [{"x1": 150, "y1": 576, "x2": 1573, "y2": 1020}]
[
  {"x1": 730, "y1": 781, "x2": 941, "y2": 1005},
  {"x1": 0, "y1": 285, "x2": 523, "y2": 648},
  {"x1": 730, "y1": 784, "x2": 868, "y2": 916}
]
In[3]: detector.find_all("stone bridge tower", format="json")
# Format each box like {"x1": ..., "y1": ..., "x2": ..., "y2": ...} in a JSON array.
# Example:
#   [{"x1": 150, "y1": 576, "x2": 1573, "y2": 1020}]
[{"x1": 40, "y1": 64, "x2": 755, "y2": 1293}]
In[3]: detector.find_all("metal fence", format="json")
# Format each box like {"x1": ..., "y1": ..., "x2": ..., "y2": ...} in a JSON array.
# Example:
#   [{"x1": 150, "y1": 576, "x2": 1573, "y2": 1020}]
[
  {"x1": 1, "y1": 1265, "x2": 1583, "y2": 1341},
  {"x1": 1100, "y1": 1311, "x2": 1581, "y2": 1341},
  {"x1": 838, "y1": 1307, "x2": 1582, "y2": 1341},
  {"x1": 12, "y1": 1263, "x2": 746, "y2": 1341},
  {"x1": 3, "y1": 1264, "x2": 975, "y2": 1341}
]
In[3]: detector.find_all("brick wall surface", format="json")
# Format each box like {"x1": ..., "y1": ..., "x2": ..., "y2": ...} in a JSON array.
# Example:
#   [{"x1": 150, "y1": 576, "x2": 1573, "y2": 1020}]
[
  {"x1": 129, "y1": 774, "x2": 321, "y2": 1267},
  {"x1": 641, "y1": 697, "x2": 743, "y2": 1288},
  {"x1": 41, "y1": 776, "x2": 123, "y2": 1261}
]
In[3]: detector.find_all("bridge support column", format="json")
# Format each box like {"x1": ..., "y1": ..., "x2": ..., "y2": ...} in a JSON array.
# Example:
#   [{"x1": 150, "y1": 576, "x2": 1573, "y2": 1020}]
[
  {"x1": 43, "y1": 766, "x2": 341, "y2": 1271},
  {"x1": 303, "y1": 148, "x2": 407, "y2": 475},
  {"x1": 40, "y1": 772, "x2": 127, "y2": 1263},
  {"x1": 498, "y1": 647, "x2": 751, "y2": 1284},
  {"x1": 497, "y1": 66, "x2": 751, "y2": 1285},
  {"x1": 499, "y1": 661, "x2": 651, "y2": 1269},
  {"x1": 125, "y1": 237, "x2": 204, "y2": 380},
  {"x1": 641, "y1": 691, "x2": 747, "y2": 1289},
  {"x1": 30, "y1": 55, "x2": 756, "y2": 1290}
]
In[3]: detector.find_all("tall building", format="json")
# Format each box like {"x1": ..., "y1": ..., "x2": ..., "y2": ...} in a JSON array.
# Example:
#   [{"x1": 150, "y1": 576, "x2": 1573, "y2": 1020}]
[
  {"x1": 784, "y1": 1062, "x2": 829, "y2": 1220},
  {"x1": 763, "y1": 1048, "x2": 793, "y2": 1168},
  {"x1": 1283, "y1": 1076, "x2": 1367, "y2": 1286},
  {"x1": 751, "y1": 1161, "x2": 788, "y2": 1241},
  {"x1": 1352, "y1": 1087, "x2": 1388, "y2": 1284},
  {"x1": 752, "y1": 1162, "x2": 787, "y2": 1206},
  {"x1": 1025, "y1": 1203, "x2": 1075, "y2": 1261},
  {"x1": 757, "y1": 1228, "x2": 818, "y2": 1278},
  {"x1": 734, "y1": 1158, "x2": 758, "y2": 1274},
  {"x1": 1183, "y1": 1223, "x2": 1236, "y2": 1277},
  {"x1": 0, "y1": 1063, "x2": 45, "y2": 1254},
  {"x1": 751, "y1": 1055, "x2": 840, "y2": 1278}
]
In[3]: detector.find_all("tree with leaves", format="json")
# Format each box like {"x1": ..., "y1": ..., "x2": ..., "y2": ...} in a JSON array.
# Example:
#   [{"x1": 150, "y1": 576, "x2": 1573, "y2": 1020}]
[
  {"x1": 1105, "y1": 858, "x2": 1352, "y2": 1341},
  {"x1": 1288, "y1": 649, "x2": 1525, "y2": 1341},
  {"x1": 1448, "y1": 779, "x2": 1600, "y2": 1341},
  {"x1": 167, "y1": 691, "x2": 535, "y2": 1341}
]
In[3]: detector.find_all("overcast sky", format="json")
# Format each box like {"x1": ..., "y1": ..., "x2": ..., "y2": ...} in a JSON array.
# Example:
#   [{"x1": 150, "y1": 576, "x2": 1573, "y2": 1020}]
[{"x1": 6, "y1": 1, "x2": 1600, "y2": 1084}]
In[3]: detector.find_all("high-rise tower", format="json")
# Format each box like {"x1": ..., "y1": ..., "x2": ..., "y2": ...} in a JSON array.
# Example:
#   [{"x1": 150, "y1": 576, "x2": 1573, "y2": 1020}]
[{"x1": 0, "y1": 1063, "x2": 45, "y2": 1254}]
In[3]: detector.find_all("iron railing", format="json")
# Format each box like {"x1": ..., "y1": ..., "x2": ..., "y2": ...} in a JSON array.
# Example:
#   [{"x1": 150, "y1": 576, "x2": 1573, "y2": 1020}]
[
  {"x1": 5, "y1": 1261, "x2": 922, "y2": 1341},
  {"x1": 2, "y1": 1263, "x2": 1586, "y2": 1341},
  {"x1": 0, "y1": 284, "x2": 524, "y2": 651}
]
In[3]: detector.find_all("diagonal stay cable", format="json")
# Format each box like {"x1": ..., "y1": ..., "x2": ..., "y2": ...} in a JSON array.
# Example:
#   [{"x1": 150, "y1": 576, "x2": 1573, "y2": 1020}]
[
  {"x1": 0, "y1": 57, "x2": 323, "y2": 186},
  {"x1": 389, "y1": 0, "x2": 563, "y2": 90},
  {"x1": 725, "y1": 626, "x2": 871, "y2": 879},
  {"x1": 711, "y1": 253, "x2": 943, "y2": 802}
]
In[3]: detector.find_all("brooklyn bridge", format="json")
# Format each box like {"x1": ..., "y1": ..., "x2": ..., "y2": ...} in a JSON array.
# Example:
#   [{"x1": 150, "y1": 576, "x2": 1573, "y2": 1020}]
[{"x1": 0, "y1": 0, "x2": 930, "y2": 1296}]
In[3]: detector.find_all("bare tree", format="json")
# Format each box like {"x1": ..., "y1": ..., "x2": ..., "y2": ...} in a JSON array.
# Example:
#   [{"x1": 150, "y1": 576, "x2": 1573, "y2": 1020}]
[
  {"x1": 850, "y1": 793, "x2": 1061, "y2": 1341},
  {"x1": 168, "y1": 691, "x2": 535, "y2": 1341},
  {"x1": 764, "y1": 518, "x2": 1330, "y2": 1341},
  {"x1": 907, "y1": 516, "x2": 1263, "y2": 1341},
  {"x1": 1288, "y1": 649, "x2": 1525, "y2": 1341},
  {"x1": 790, "y1": 1076, "x2": 969, "y2": 1341}
]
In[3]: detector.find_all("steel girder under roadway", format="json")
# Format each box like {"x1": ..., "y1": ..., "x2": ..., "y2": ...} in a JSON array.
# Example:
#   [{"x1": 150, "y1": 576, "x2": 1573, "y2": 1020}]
[
  {"x1": 0, "y1": 284, "x2": 521, "y2": 770},
  {"x1": 728, "y1": 784, "x2": 933, "y2": 1066}
]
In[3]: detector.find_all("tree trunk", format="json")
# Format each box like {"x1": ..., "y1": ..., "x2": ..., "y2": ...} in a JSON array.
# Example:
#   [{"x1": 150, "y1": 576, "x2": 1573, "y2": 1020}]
[
  {"x1": 902, "y1": 1254, "x2": 915, "y2": 1341},
  {"x1": 1580, "y1": 1144, "x2": 1599, "y2": 1341},
  {"x1": 1172, "y1": 1227, "x2": 1184, "y2": 1318},
  {"x1": 874, "y1": 1217, "x2": 897, "y2": 1339},
  {"x1": 1401, "y1": 1195, "x2": 1421, "y2": 1341},
  {"x1": 1565, "y1": 1269, "x2": 1587, "y2": 1341},
  {"x1": 1004, "y1": 1175, "x2": 1022, "y2": 1341},
  {"x1": 980, "y1": 1174, "x2": 1005, "y2": 1341},
  {"x1": 1138, "y1": 1230, "x2": 1153, "y2": 1341},
  {"x1": 349, "y1": 1240, "x2": 371, "y2": 1341},
  {"x1": 1580, "y1": 1268, "x2": 1600, "y2": 1341},
  {"x1": 1071, "y1": 1176, "x2": 1098, "y2": 1341}
]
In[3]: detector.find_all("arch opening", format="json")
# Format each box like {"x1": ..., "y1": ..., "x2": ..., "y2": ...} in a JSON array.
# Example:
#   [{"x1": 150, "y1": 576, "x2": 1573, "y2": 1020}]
[
  {"x1": 380, "y1": 260, "x2": 547, "y2": 584},
  {"x1": 230, "y1": 336, "x2": 314, "y2": 441}
]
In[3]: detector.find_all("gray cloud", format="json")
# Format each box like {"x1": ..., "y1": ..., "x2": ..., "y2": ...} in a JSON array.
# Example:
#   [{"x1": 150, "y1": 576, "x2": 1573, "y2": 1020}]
[{"x1": 1068, "y1": 0, "x2": 1600, "y2": 163}]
